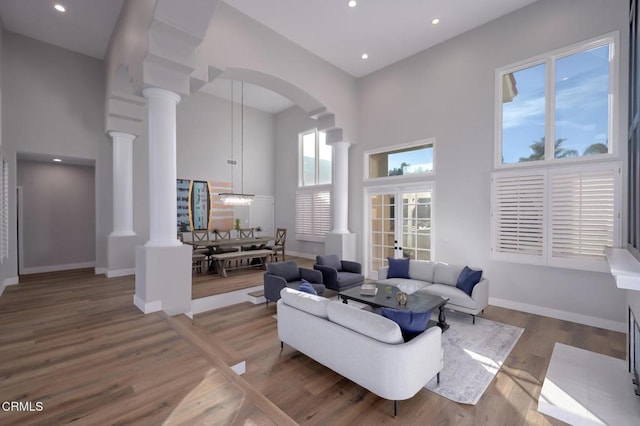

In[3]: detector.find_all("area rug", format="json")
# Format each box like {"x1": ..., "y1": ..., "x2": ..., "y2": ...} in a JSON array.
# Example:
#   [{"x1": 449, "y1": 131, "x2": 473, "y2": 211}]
[{"x1": 425, "y1": 311, "x2": 524, "y2": 405}]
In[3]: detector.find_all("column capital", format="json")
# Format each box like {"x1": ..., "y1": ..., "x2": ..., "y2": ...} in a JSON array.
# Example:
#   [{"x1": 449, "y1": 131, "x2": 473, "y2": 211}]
[
  {"x1": 328, "y1": 140, "x2": 351, "y2": 148},
  {"x1": 142, "y1": 87, "x2": 181, "y2": 104},
  {"x1": 108, "y1": 131, "x2": 136, "y2": 141}
]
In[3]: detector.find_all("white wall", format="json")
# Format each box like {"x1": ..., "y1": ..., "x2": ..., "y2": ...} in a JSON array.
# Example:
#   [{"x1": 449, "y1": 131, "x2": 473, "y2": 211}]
[
  {"x1": 356, "y1": 0, "x2": 629, "y2": 326},
  {"x1": 17, "y1": 160, "x2": 95, "y2": 271},
  {"x1": 176, "y1": 89, "x2": 275, "y2": 197},
  {"x1": 274, "y1": 106, "x2": 325, "y2": 256},
  {"x1": 2, "y1": 33, "x2": 111, "y2": 281}
]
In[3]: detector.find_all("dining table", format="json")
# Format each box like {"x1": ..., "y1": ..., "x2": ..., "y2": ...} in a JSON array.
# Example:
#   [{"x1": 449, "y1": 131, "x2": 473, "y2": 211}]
[{"x1": 183, "y1": 236, "x2": 276, "y2": 275}]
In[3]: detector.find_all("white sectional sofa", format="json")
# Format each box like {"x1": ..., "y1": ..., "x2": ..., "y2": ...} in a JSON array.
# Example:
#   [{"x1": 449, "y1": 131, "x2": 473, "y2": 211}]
[
  {"x1": 377, "y1": 260, "x2": 489, "y2": 323},
  {"x1": 277, "y1": 287, "x2": 442, "y2": 417}
]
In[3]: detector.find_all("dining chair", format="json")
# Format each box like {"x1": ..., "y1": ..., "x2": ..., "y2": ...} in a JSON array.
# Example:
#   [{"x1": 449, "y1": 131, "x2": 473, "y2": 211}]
[
  {"x1": 213, "y1": 229, "x2": 240, "y2": 254},
  {"x1": 268, "y1": 228, "x2": 286, "y2": 262},
  {"x1": 239, "y1": 228, "x2": 254, "y2": 239},
  {"x1": 181, "y1": 231, "x2": 210, "y2": 273}
]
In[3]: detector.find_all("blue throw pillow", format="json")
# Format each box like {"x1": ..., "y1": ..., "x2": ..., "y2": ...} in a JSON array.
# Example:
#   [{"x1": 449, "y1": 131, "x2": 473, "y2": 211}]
[
  {"x1": 456, "y1": 266, "x2": 482, "y2": 296},
  {"x1": 380, "y1": 308, "x2": 431, "y2": 334},
  {"x1": 387, "y1": 257, "x2": 410, "y2": 279},
  {"x1": 298, "y1": 279, "x2": 317, "y2": 295}
]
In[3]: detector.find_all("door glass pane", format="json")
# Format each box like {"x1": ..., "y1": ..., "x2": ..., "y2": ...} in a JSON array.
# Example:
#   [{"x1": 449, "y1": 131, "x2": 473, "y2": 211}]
[
  {"x1": 302, "y1": 132, "x2": 316, "y2": 185},
  {"x1": 370, "y1": 192, "x2": 396, "y2": 274},
  {"x1": 401, "y1": 191, "x2": 432, "y2": 261},
  {"x1": 502, "y1": 63, "x2": 546, "y2": 164},
  {"x1": 555, "y1": 45, "x2": 610, "y2": 158}
]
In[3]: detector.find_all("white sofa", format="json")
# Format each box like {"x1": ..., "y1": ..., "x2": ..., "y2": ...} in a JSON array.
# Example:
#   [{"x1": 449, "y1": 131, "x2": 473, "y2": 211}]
[
  {"x1": 277, "y1": 287, "x2": 442, "y2": 417},
  {"x1": 377, "y1": 260, "x2": 489, "y2": 323}
]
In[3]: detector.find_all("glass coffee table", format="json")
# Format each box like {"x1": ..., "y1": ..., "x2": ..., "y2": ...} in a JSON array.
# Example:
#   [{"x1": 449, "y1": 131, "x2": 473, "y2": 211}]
[{"x1": 339, "y1": 283, "x2": 450, "y2": 332}]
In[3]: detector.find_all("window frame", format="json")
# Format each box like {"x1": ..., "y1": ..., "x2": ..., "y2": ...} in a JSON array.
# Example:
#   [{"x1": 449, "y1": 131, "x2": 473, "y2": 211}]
[
  {"x1": 494, "y1": 33, "x2": 619, "y2": 169},
  {"x1": 298, "y1": 128, "x2": 332, "y2": 187},
  {"x1": 363, "y1": 138, "x2": 436, "y2": 184}
]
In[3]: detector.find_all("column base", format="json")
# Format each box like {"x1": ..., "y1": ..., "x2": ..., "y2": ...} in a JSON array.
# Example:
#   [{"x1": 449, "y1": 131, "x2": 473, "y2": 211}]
[
  {"x1": 107, "y1": 233, "x2": 141, "y2": 277},
  {"x1": 324, "y1": 233, "x2": 357, "y2": 261},
  {"x1": 135, "y1": 244, "x2": 192, "y2": 315}
]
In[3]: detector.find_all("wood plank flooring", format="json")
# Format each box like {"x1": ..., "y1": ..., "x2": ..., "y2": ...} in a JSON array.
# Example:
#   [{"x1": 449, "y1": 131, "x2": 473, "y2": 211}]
[
  {"x1": 0, "y1": 266, "x2": 627, "y2": 425},
  {"x1": 0, "y1": 269, "x2": 293, "y2": 425},
  {"x1": 195, "y1": 299, "x2": 626, "y2": 425}
]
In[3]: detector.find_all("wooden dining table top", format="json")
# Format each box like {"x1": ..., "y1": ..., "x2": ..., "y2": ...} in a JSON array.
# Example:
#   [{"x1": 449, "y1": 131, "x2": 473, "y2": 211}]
[{"x1": 183, "y1": 236, "x2": 275, "y2": 248}]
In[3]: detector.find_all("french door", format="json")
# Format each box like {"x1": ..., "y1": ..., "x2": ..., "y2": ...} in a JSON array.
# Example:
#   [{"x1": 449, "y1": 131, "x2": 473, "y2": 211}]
[{"x1": 367, "y1": 184, "x2": 433, "y2": 278}]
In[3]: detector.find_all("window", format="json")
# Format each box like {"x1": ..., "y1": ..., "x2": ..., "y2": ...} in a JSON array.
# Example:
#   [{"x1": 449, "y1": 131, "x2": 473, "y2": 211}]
[
  {"x1": 297, "y1": 129, "x2": 332, "y2": 241},
  {"x1": 491, "y1": 162, "x2": 621, "y2": 272},
  {"x1": 366, "y1": 140, "x2": 434, "y2": 180},
  {"x1": 295, "y1": 187, "x2": 331, "y2": 242},
  {"x1": 300, "y1": 129, "x2": 331, "y2": 186},
  {"x1": 498, "y1": 35, "x2": 616, "y2": 166}
]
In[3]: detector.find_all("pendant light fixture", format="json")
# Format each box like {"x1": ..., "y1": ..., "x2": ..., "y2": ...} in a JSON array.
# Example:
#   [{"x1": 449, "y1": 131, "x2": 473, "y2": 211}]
[{"x1": 218, "y1": 80, "x2": 254, "y2": 206}]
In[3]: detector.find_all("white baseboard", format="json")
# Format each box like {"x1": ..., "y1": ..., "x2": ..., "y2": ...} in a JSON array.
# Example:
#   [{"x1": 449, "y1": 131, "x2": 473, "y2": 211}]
[
  {"x1": 285, "y1": 250, "x2": 316, "y2": 260},
  {"x1": 0, "y1": 276, "x2": 19, "y2": 296},
  {"x1": 133, "y1": 294, "x2": 162, "y2": 314},
  {"x1": 20, "y1": 262, "x2": 96, "y2": 275},
  {"x1": 95, "y1": 267, "x2": 107, "y2": 275},
  {"x1": 489, "y1": 297, "x2": 626, "y2": 333},
  {"x1": 106, "y1": 268, "x2": 135, "y2": 278},
  {"x1": 191, "y1": 285, "x2": 263, "y2": 315}
]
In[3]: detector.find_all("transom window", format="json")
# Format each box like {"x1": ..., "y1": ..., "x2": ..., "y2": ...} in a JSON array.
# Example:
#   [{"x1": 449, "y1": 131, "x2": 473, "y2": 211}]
[
  {"x1": 300, "y1": 129, "x2": 331, "y2": 186},
  {"x1": 366, "y1": 140, "x2": 434, "y2": 180},
  {"x1": 497, "y1": 34, "x2": 616, "y2": 167}
]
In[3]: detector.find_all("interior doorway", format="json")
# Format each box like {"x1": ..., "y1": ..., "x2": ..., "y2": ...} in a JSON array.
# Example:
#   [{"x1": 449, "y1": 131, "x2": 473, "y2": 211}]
[{"x1": 16, "y1": 156, "x2": 96, "y2": 275}]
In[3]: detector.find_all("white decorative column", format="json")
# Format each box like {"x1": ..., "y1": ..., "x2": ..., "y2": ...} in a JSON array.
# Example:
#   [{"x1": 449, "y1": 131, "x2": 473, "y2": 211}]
[
  {"x1": 109, "y1": 132, "x2": 136, "y2": 236},
  {"x1": 331, "y1": 141, "x2": 350, "y2": 234},
  {"x1": 143, "y1": 88, "x2": 182, "y2": 246},
  {"x1": 106, "y1": 132, "x2": 139, "y2": 278},
  {"x1": 135, "y1": 87, "x2": 191, "y2": 316},
  {"x1": 325, "y1": 141, "x2": 356, "y2": 260}
]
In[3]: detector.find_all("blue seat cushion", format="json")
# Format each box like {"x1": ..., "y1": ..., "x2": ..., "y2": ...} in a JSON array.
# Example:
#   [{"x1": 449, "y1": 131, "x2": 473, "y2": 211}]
[
  {"x1": 298, "y1": 279, "x2": 318, "y2": 295},
  {"x1": 380, "y1": 308, "x2": 431, "y2": 334},
  {"x1": 387, "y1": 257, "x2": 410, "y2": 279},
  {"x1": 456, "y1": 266, "x2": 483, "y2": 296},
  {"x1": 336, "y1": 271, "x2": 364, "y2": 287}
]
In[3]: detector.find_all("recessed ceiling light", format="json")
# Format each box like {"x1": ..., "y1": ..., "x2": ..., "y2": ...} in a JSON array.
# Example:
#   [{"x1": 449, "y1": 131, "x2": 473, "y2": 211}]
[
  {"x1": 361, "y1": 53, "x2": 369, "y2": 60},
  {"x1": 54, "y1": 4, "x2": 66, "y2": 13},
  {"x1": 53, "y1": 158, "x2": 62, "y2": 162},
  {"x1": 348, "y1": 1, "x2": 357, "y2": 7},
  {"x1": 431, "y1": 17, "x2": 440, "y2": 25}
]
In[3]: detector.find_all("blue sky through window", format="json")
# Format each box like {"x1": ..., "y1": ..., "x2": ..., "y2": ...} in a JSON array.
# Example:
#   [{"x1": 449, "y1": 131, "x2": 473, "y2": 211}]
[{"x1": 502, "y1": 44, "x2": 610, "y2": 163}]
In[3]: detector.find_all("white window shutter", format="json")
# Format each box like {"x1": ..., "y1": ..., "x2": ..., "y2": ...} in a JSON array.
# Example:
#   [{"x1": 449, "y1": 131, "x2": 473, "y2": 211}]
[
  {"x1": 491, "y1": 171, "x2": 546, "y2": 264},
  {"x1": 1, "y1": 158, "x2": 8, "y2": 263},
  {"x1": 548, "y1": 163, "x2": 620, "y2": 271},
  {"x1": 296, "y1": 188, "x2": 332, "y2": 242}
]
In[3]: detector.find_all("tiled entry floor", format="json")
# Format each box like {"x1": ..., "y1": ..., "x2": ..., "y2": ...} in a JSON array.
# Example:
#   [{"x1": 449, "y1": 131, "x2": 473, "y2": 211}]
[{"x1": 539, "y1": 343, "x2": 640, "y2": 425}]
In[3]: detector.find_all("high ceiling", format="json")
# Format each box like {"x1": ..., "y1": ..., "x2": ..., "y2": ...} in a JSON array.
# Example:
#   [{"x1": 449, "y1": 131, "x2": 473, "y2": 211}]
[
  {"x1": 224, "y1": 0, "x2": 540, "y2": 77},
  {"x1": 0, "y1": 0, "x2": 540, "y2": 112}
]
